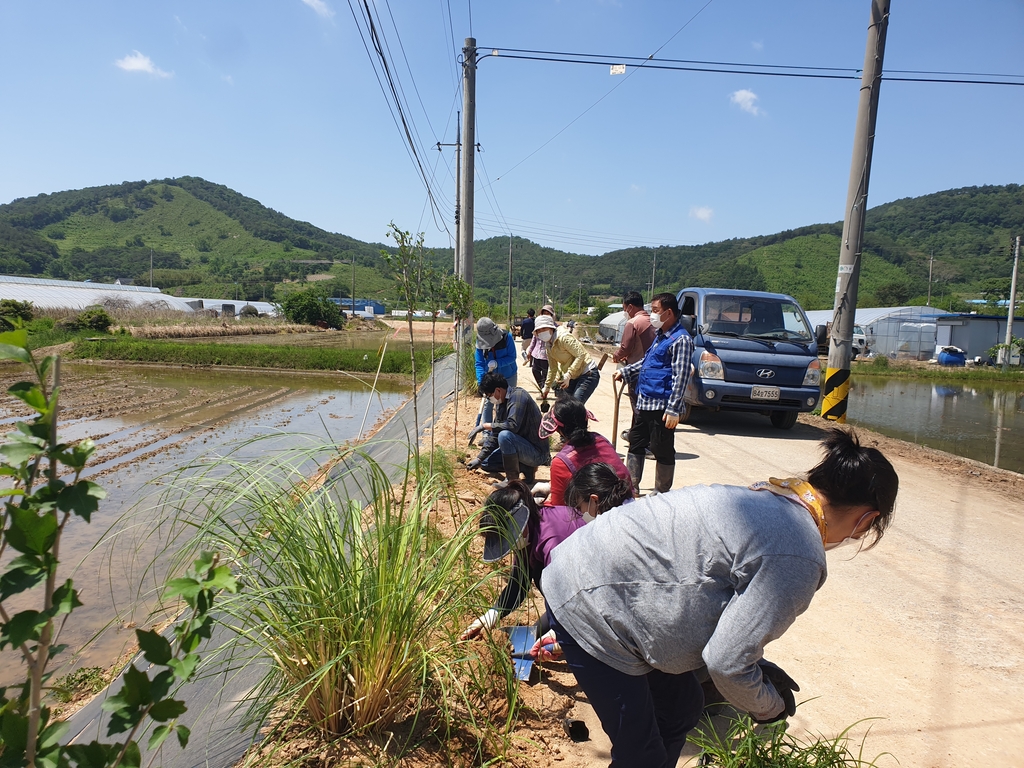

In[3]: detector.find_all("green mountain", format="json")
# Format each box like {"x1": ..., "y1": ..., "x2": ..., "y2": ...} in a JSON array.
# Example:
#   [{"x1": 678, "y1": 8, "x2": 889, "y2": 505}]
[{"x1": 0, "y1": 179, "x2": 1020, "y2": 311}]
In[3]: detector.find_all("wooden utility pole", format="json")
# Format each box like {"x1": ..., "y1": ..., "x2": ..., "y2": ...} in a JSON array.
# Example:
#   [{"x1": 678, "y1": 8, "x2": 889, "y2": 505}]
[
  {"x1": 1001, "y1": 235, "x2": 1020, "y2": 371},
  {"x1": 822, "y1": 0, "x2": 890, "y2": 423}
]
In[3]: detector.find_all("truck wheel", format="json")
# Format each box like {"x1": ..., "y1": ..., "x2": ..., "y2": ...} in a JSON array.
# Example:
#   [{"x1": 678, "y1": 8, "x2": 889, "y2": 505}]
[
  {"x1": 769, "y1": 410, "x2": 798, "y2": 430},
  {"x1": 677, "y1": 401, "x2": 691, "y2": 424}
]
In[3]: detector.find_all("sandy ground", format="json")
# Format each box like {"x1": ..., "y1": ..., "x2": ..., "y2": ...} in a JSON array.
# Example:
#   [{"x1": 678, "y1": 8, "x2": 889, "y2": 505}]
[{"x1": 424, "y1": 342, "x2": 1024, "y2": 768}]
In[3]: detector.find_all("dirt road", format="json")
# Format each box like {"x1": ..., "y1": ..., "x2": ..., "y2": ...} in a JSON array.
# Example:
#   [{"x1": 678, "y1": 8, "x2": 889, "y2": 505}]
[{"x1": 439, "y1": 352, "x2": 1024, "y2": 768}]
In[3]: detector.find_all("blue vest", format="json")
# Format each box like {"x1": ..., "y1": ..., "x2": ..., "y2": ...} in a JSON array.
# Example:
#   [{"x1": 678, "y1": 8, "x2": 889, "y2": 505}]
[{"x1": 637, "y1": 322, "x2": 688, "y2": 402}]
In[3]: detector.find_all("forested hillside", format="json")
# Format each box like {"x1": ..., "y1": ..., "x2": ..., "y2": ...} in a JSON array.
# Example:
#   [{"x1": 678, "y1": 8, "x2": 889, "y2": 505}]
[{"x1": 0, "y1": 179, "x2": 1020, "y2": 311}]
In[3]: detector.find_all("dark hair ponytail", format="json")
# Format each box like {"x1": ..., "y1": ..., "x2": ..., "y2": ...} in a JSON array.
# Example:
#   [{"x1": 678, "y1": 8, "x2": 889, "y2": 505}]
[
  {"x1": 551, "y1": 393, "x2": 594, "y2": 447},
  {"x1": 565, "y1": 463, "x2": 633, "y2": 514},
  {"x1": 806, "y1": 428, "x2": 899, "y2": 548}
]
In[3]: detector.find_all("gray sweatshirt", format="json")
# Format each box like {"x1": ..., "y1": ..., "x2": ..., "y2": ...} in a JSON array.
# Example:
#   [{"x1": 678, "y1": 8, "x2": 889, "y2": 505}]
[{"x1": 541, "y1": 483, "x2": 827, "y2": 720}]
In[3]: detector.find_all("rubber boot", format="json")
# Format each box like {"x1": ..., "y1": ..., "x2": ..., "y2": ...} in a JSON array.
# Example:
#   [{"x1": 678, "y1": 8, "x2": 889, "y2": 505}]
[
  {"x1": 522, "y1": 464, "x2": 537, "y2": 484},
  {"x1": 493, "y1": 453, "x2": 521, "y2": 488},
  {"x1": 626, "y1": 453, "x2": 644, "y2": 495},
  {"x1": 653, "y1": 463, "x2": 674, "y2": 495}
]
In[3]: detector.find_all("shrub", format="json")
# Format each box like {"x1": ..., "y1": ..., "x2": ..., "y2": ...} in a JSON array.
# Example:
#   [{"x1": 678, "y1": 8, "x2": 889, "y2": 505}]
[
  {"x1": 871, "y1": 354, "x2": 890, "y2": 371},
  {"x1": 0, "y1": 298, "x2": 34, "y2": 322},
  {"x1": 77, "y1": 306, "x2": 113, "y2": 332},
  {"x1": 238, "y1": 304, "x2": 259, "y2": 318},
  {"x1": 281, "y1": 288, "x2": 344, "y2": 328}
]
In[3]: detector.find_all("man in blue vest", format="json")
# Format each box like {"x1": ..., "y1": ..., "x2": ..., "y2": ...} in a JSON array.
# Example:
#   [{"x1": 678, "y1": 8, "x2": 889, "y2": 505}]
[{"x1": 613, "y1": 292, "x2": 693, "y2": 494}]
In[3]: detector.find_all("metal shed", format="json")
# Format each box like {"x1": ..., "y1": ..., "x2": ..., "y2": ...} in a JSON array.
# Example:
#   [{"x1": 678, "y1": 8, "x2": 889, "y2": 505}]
[
  {"x1": 936, "y1": 313, "x2": 1024, "y2": 363},
  {"x1": 0, "y1": 275, "x2": 197, "y2": 313}
]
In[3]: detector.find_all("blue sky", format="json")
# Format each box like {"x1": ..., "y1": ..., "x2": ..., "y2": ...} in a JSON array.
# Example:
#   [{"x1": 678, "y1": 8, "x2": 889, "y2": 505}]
[{"x1": 1, "y1": 0, "x2": 1022, "y2": 255}]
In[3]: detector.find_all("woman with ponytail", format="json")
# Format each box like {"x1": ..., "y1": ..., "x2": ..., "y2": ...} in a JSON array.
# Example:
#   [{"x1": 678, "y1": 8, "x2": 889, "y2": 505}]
[
  {"x1": 541, "y1": 392, "x2": 632, "y2": 507},
  {"x1": 541, "y1": 428, "x2": 899, "y2": 768}
]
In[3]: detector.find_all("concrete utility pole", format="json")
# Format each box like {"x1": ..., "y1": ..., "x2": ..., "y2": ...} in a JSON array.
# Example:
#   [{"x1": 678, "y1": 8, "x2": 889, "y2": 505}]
[
  {"x1": 507, "y1": 234, "x2": 513, "y2": 325},
  {"x1": 926, "y1": 252, "x2": 934, "y2": 306},
  {"x1": 459, "y1": 38, "x2": 477, "y2": 289},
  {"x1": 822, "y1": 0, "x2": 890, "y2": 423},
  {"x1": 1001, "y1": 235, "x2": 1020, "y2": 372}
]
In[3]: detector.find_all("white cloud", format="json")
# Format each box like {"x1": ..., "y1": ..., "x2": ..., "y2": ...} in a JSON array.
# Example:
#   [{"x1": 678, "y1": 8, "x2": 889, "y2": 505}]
[
  {"x1": 689, "y1": 206, "x2": 714, "y2": 223},
  {"x1": 629, "y1": 183, "x2": 644, "y2": 195},
  {"x1": 115, "y1": 51, "x2": 172, "y2": 78},
  {"x1": 301, "y1": 0, "x2": 335, "y2": 18},
  {"x1": 222, "y1": 74, "x2": 234, "y2": 86},
  {"x1": 752, "y1": 40, "x2": 764, "y2": 52},
  {"x1": 730, "y1": 89, "x2": 761, "y2": 116}
]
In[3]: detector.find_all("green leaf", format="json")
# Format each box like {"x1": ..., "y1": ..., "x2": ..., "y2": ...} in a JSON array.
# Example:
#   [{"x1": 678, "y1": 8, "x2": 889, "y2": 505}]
[
  {"x1": 147, "y1": 723, "x2": 173, "y2": 751},
  {"x1": 55, "y1": 481, "x2": 106, "y2": 521},
  {"x1": 63, "y1": 741, "x2": 115, "y2": 768},
  {"x1": 163, "y1": 577, "x2": 201, "y2": 601},
  {"x1": 7, "y1": 381, "x2": 49, "y2": 413},
  {"x1": 167, "y1": 653, "x2": 199, "y2": 681},
  {"x1": 121, "y1": 740, "x2": 142, "y2": 767},
  {"x1": 0, "y1": 336, "x2": 31, "y2": 363},
  {"x1": 0, "y1": 435, "x2": 46, "y2": 465},
  {"x1": 149, "y1": 669, "x2": 174, "y2": 702},
  {"x1": 0, "y1": 561, "x2": 46, "y2": 601},
  {"x1": 203, "y1": 564, "x2": 238, "y2": 593},
  {"x1": 148, "y1": 698, "x2": 187, "y2": 722},
  {"x1": 55, "y1": 439, "x2": 96, "y2": 471},
  {"x1": 176, "y1": 723, "x2": 191, "y2": 748},
  {"x1": 0, "y1": 707, "x2": 29, "y2": 753},
  {"x1": 52, "y1": 579, "x2": 83, "y2": 615},
  {"x1": 37, "y1": 716, "x2": 68, "y2": 749},
  {"x1": 1, "y1": 609, "x2": 47, "y2": 649},
  {"x1": 6, "y1": 507, "x2": 59, "y2": 555},
  {"x1": 135, "y1": 629, "x2": 172, "y2": 665}
]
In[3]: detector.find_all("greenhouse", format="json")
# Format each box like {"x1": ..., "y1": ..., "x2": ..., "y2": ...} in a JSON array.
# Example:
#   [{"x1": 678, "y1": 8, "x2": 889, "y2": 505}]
[{"x1": 0, "y1": 275, "x2": 198, "y2": 313}]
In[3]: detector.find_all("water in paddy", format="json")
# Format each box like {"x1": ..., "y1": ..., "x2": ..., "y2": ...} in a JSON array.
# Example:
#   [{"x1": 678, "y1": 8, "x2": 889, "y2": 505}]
[
  {"x1": 0, "y1": 363, "x2": 411, "y2": 686},
  {"x1": 846, "y1": 377, "x2": 1024, "y2": 474}
]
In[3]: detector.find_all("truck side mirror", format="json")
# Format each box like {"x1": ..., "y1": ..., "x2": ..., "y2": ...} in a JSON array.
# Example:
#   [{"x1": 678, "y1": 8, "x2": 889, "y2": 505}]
[
  {"x1": 815, "y1": 324, "x2": 827, "y2": 344},
  {"x1": 680, "y1": 314, "x2": 696, "y2": 334}
]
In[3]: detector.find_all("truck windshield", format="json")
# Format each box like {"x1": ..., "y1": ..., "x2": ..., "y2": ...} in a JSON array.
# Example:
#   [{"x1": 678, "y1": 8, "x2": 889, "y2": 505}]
[{"x1": 702, "y1": 296, "x2": 813, "y2": 342}]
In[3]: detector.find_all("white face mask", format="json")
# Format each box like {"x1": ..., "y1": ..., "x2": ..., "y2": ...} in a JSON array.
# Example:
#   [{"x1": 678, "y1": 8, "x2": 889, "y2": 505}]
[
  {"x1": 488, "y1": 395, "x2": 502, "y2": 406},
  {"x1": 824, "y1": 537, "x2": 859, "y2": 552},
  {"x1": 580, "y1": 511, "x2": 596, "y2": 524},
  {"x1": 537, "y1": 330, "x2": 554, "y2": 343},
  {"x1": 649, "y1": 312, "x2": 664, "y2": 329}
]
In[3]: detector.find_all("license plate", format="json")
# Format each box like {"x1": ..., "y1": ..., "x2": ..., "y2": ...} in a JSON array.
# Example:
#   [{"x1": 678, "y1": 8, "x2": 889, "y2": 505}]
[{"x1": 751, "y1": 385, "x2": 780, "y2": 401}]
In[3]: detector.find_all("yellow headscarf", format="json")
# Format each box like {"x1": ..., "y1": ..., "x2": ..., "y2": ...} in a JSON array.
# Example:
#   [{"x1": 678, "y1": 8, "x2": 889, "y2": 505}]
[{"x1": 749, "y1": 477, "x2": 827, "y2": 543}]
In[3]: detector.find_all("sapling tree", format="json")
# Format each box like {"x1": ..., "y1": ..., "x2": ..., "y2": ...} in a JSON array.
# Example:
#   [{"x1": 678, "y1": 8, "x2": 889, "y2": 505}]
[
  {"x1": 443, "y1": 273, "x2": 473, "y2": 449},
  {"x1": 0, "y1": 327, "x2": 236, "y2": 768}
]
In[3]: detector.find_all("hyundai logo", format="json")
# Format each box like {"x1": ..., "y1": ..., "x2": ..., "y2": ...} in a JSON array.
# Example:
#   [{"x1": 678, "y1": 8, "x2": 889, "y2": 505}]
[{"x1": 756, "y1": 369, "x2": 776, "y2": 379}]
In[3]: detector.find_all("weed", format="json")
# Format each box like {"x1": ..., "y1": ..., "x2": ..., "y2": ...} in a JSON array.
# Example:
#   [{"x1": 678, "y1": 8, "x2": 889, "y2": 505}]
[{"x1": 51, "y1": 666, "x2": 107, "y2": 703}]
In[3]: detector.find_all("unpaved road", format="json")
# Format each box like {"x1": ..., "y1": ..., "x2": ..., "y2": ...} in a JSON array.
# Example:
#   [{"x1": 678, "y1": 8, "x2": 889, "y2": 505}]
[{"x1": 437, "y1": 346, "x2": 1024, "y2": 768}]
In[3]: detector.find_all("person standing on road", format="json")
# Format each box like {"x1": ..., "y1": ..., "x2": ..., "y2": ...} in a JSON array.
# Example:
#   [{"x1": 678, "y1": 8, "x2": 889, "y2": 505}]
[
  {"x1": 467, "y1": 372, "x2": 549, "y2": 486},
  {"x1": 613, "y1": 292, "x2": 692, "y2": 495},
  {"x1": 612, "y1": 290, "x2": 656, "y2": 439},
  {"x1": 524, "y1": 305, "x2": 555, "y2": 390},
  {"x1": 520, "y1": 308, "x2": 536, "y2": 347},
  {"x1": 536, "y1": 314, "x2": 600, "y2": 405},
  {"x1": 541, "y1": 428, "x2": 900, "y2": 768}
]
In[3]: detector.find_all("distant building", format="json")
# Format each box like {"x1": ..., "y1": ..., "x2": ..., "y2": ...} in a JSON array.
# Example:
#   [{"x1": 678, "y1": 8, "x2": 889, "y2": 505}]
[
  {"x1": 805, "y1": 306, "x2": 945, "y2": 360},
  {"x1": 0, "y1": 275, "x2": 197, "y2": 313},
  {"x1": 936, "y1": 313, "x2": 1024, "y2": 362},
  {"x1": 329, "y1": 297, "x2": 385, "y2": 316}
]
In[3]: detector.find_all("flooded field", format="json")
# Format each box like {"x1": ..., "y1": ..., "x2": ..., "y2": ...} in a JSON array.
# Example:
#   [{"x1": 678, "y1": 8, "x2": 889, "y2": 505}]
[
  {"x1": 0, "y1": 362, "x2": 411, "y2": 686},
  {"x1": 847, "y1": 377, "x2": 1024, "y2": 474}
]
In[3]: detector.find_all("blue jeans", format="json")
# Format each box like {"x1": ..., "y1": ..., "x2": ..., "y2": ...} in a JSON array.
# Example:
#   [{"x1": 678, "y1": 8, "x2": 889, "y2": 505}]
[
  {"x1": 550, "y1": 612, "x2": 703, "y2": 768},
  {"x1": 566, "y1": 368, "x2": 600, "y2": 404},
  {"x1": 497, "y1": 430, "x2": 550, "y2": 468}
]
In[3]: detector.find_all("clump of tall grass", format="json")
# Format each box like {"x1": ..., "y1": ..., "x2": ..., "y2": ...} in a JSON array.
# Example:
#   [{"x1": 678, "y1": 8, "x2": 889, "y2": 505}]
[
  {"x1": 690, "y1": 714, "x2": 892, "y2": 767},
  {"x1": 157, "y1": 441, "x2": 518, "y2": 762},
  {"x1": 124, "y1": 322, "x2": 316, "y2": 339}
]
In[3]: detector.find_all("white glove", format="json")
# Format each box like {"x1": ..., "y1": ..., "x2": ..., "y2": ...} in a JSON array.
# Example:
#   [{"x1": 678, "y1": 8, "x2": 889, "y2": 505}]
[{"x1": 461, "y1": 608, "x2": 500, "y2": 640}]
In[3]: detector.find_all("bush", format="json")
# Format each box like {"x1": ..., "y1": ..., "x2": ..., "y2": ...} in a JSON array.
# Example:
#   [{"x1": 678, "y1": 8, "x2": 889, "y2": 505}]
[
  {"x1": 239, "y1": 304, "x2": 259, "y2": 318},
  {"x1": 0, "y1": 298, "x2": 34, "y2": 322},
  {"x1": 77, "y1": 306, "x2": 113, "y2": 332},
  {"x1": 281, "y1": 288, "x2": 344, "y2": 328},
  {"x1": 871, "y1": 354, "x2": 890, "y2": 370}
]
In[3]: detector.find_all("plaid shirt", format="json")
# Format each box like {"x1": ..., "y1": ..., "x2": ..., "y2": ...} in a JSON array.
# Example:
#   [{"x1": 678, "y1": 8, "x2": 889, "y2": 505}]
[
  {"x1": 620, "y1": 320, "x2": 694, "y2": 417},
  {"x1": 479, "y1": 386, "x2": 548, "y2": 455}
]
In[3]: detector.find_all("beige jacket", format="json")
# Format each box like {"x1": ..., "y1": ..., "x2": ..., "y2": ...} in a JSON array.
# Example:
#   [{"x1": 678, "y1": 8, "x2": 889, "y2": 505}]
[{"x1": 545, "y1": 327, "x2": 592, "y2": 388}]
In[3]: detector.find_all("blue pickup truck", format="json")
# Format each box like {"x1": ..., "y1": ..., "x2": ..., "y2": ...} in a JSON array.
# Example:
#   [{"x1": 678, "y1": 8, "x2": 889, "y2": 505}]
[{"x1": 674, "y1": 288, "x2": 824, "y2": 429}]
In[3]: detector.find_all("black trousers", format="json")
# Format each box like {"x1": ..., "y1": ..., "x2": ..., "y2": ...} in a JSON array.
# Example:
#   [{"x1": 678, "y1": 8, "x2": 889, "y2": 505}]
[{"x1": 627, "y1": 408, "x2": 676, "y2": 465}]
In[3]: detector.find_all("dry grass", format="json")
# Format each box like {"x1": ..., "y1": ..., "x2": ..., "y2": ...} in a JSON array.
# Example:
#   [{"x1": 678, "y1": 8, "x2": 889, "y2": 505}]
[{"x1": 120, "y1": 322, "x2": 317, "y2": 339}]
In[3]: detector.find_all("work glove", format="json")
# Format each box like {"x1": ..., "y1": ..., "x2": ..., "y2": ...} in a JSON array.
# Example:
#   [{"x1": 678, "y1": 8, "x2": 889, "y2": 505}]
[
  {"x1": 752, "y1": 659, "x2": 800, "y2": 724},
  {"x1": 461, "y1": 608, "x2": 500, "y2": 641},
  {"x1": 529, "y1": 629, "x2": 562, "y2": 661},
  {"x1": 467, "y1": 425, "x2": 484, "y2": 445},
  {"x1": 466, "y1": 457, "x2": 482, "y2": 471}
]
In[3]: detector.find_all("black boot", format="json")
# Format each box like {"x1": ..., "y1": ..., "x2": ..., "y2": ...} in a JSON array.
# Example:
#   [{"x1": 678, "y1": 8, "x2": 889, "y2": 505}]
[
  {"x1": 493, "y1": 453, "x2": 521, "y2": 488},
  {"x1": 522, "y1": 463, "x2": 537, "y2": 484},
  {"x1": 652, "y1": 463, "x2": 674, "y2": 495},
  {"x1": 626, "y1": 453, "x2": 643, "y2": 495}
]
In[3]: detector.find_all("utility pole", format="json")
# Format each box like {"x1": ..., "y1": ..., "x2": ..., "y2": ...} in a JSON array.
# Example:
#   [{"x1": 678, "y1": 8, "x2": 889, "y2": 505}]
[
  {"x1": 1001, "y1": 235, "x2": 1020, "y2": 372},
  {"x1": 507, "y1": 234, "x2": 513, "y2": 326},
  {"x1": 926, "y1": 252, "x2": 934, "y2": 306},
  {"x1": 459, "y1": 38, "x2": 477, "y2": 290},
  {"x1": 578, "y1": 281, "x2": 584, "y2": 319},
  {"x1": 351, "y1": 257, "x2": 356, "y2": 318},
  {"x1": 822, "y1": 0, "x2": 890, "y2": 424},
  {"x1": 150, "y1": 249, "x2": 153, "y2": 288},
  {"x1": 436, "y1": 113, "x2": 462, "y2": 275},
  {"x1": 650, "y1": 250, "x2": 658, "y2": 303}
]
